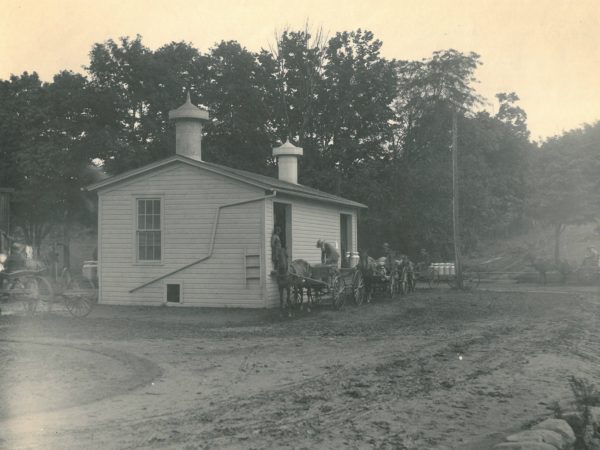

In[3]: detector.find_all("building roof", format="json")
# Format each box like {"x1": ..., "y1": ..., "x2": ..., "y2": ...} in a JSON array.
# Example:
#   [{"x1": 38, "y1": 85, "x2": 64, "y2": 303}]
[{"x1": 86, "y1": 155, "x2": 367, "y2": 209}]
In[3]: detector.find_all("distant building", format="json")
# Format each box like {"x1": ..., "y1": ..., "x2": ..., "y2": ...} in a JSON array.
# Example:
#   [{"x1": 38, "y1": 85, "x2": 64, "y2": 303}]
[{"x1": 87, "y1": 94, "x2": 365, "y2": 308}]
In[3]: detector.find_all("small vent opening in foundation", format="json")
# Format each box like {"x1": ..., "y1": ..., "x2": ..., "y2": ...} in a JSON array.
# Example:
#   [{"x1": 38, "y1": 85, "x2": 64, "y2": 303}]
[{"x1": 166, "y1": 283, "x2": 181, "y2": 303}]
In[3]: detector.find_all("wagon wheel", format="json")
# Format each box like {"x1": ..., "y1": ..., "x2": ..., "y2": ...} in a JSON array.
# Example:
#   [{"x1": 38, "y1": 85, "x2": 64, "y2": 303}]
[
  {"x1": 15, "y1": 277, "x2": 39, "y2": 315},
  {"x1": 353, "y1": 270, "x2": 365, "y2": 306},
  {"x1": 34, "y1": 276, "x2": 55, "y2": 312},
  {"x1": 64, "y1": 276, "x2": 96, "y2": 317},
  {"x1": 331, "y1": 274, "x2": 345, "y2": 310},
  {"x1": 293, "y1": 286, "x2": 302, "y2": 308},
  {"x1": 312, "y1": 287, "x2": 323, "y2": 305}
]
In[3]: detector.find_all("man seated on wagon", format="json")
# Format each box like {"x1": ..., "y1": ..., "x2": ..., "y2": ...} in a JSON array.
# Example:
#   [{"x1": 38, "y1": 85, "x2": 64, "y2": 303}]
[
  {"x1": 4, "y1": 243, "x2": 27, "y2": 273},
  {"x1": 316, "y1": 239, "x2": 339, "y2": 266},
  {"x1": 380, "y1": 242, "x2": 397, "y2": 276}
]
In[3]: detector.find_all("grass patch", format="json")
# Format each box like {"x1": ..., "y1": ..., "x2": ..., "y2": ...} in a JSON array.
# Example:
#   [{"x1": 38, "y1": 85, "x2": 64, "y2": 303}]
[{"x1": 554, "y1": 376, "x2": 600, "y2": 450}]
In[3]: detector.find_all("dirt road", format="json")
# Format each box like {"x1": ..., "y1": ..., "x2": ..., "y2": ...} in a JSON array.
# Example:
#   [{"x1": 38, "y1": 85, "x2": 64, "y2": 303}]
[{"x1": 1, "y1": 289, "x2": 600, "y2": 449}]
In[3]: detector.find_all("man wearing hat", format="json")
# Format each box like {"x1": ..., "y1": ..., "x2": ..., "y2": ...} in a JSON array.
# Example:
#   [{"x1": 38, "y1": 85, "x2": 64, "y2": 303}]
[
  {"x1": 5, "y1": 242, "x2": 26, "y2": 273},
  {"x1": 382, "y1": 242, "x2": 396, "y2": 274},
  {"x1": 316, "y1": 239, "x2": 339, "y2": 266}
]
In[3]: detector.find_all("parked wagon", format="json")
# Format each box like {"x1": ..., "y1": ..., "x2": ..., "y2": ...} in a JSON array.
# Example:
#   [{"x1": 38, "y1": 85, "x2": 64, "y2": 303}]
[
  {"x1": 0, "y1": 269, "x2": 54, "y2": 315},
  {"x1": 372, "y1": 260, "x2": 412, "y2": 299},
  {"x1": 351, "y1": 253, "x2": 416, "y2": 305},
  {"x1": 372, "y1": 263, "x2": 394, "y2": 296},
  {"x1": 290, "y1": 264, "x2": 355, "y2": 310},
  {"x1": 413, "y1": 262, "x2": 480, "y2": 289},
  {"x1": 51, "y1": 261, "x2": 98, "y2": 317}
]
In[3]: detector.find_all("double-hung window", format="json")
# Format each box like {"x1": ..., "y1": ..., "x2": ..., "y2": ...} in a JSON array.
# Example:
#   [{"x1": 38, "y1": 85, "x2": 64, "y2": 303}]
[{"x1": 137, "y1": 198, "x2": 161, "y2": 261}]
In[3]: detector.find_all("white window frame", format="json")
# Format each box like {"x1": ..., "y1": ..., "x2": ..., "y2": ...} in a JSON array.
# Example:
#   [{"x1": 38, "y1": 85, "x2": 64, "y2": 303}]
[{"x1": 133, "y1": 195, "x2": 164, "y2": 265}]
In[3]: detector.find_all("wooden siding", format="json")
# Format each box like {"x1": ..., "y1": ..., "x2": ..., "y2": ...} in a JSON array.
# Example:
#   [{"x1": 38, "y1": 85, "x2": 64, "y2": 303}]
[
  {"x1": 264, "y1": 195, "x2": 359, "y2": 307},
  {"x1": 98, "y1": 163, "x2": 266, "y2": 307}
]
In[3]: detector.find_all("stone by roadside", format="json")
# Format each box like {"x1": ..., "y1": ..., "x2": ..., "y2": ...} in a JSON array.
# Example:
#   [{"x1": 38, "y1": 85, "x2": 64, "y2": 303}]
[{"x1": 493, "y1": 418, "x2": 576, "y2": 450}]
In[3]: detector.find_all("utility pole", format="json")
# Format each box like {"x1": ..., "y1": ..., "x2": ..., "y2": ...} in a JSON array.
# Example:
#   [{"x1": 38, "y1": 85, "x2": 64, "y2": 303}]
[{"x1": 452, "y1": 110, "x2": 463, "y2": 289}]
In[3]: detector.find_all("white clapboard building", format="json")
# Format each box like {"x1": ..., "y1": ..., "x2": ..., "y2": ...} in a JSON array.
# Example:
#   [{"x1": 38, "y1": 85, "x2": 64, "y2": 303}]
[{"x1": 87, "y1": 94, "x2": 366, "y2": 308}]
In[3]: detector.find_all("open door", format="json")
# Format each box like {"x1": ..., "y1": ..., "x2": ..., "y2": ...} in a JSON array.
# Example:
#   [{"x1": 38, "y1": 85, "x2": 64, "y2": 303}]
[
  {"x1": 340, "y1": 214, "x2": 353, "y2": 268},
  {"x1": 274, "y1": 202, "x2": 292, "y2": 259}
]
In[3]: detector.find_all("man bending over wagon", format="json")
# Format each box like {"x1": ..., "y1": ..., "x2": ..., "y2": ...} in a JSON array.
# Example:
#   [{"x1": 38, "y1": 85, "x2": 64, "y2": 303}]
[{"x1": 316, "y1": 239, "x2": 339, "y2": 266}]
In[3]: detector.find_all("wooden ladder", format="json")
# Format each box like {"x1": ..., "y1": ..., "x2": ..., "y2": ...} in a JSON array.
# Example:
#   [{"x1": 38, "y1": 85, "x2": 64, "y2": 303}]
[{"x1": 244, "y1": 249, "x2": 261, "y2": 287}]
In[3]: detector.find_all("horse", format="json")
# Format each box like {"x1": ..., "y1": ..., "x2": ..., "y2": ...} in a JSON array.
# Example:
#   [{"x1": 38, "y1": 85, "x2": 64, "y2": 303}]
[
  {"x1": 357, "y1": 249, "x2": 378, "y2": 303},
  {"x1": 274, "y1": 247, "x2": 293, "y2": 316},
  {"x1": 405, "y1": 258, "x2": 416, "y2": 292},
  {"x1": 396, "y1": 254, "x2": 416, "y2": 293},
  {"x1": 289, "y1": 259, "x2": 313, "y2": 312},
  {"x1": 274, "y1": 248, "x2": 313, "y2": 316}
]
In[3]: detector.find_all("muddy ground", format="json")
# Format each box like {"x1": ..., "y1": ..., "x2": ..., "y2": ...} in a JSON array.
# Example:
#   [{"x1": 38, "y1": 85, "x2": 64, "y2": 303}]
[{"x1": 1, "y1": 288, "x2": 600, "y2": 449}]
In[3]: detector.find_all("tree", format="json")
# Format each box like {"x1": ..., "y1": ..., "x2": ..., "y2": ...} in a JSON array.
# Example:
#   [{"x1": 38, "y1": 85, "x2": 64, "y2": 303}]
[
  {"x1": 387, "y1": 50, "x2": 484, "y2": 256},
  {"x1": 201, "y1": 41, "x2": 275, "y2": 174},
  {"x1": 87, "y1": 36, "x2": 208, "y2": 173},
  {"x1": 0, "y1": 33, "x2": 545, "y2": 262},
  {"x1": 320, "y1": 29, "x2": 397, "y2": 195},
  {"x1": 495, "y1": 92, "x2": 529, "y2": 140},
  {"x1": 0, "y1": 71, "x2": 101, "y2": 254},
  {"x1": 530, "y1": 122, "x2": 600, "y2": 262},
  {"x1": 0, "y1": 72, "x2": 54, "y2": 249},
  {"x1": 263, "y1": 27, "x2": 328, "y2": 186},
  {"x1": 87, "y1": 36, "x2": 280, "y2": 176},
  {"x1": 383, "y1": 51, "x2": 534, "y2": 258}
]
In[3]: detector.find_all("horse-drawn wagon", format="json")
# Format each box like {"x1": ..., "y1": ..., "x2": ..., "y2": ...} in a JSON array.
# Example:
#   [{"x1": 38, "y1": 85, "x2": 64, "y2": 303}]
[
  {"x1": 0, "y1": 243, "x2": 54, "y2": 314},
  {"x1": 0, "y1": 268, "x2": 54, "y2": 315},
  {"x1": 353, "y1": 253, "x2": 415, "y2": 304},
  {"x1": 290, "y1": 264, "x2": 354, "y2": 310},
  {"x1": 0, "y1": 257, "x2": 97, "y2": 317},
  {"x1": 274, "y1": 246, "x2": 361, "y2": 315},
  {"x1": 51, "y1": 261, "x2": 98, "y2": 317}
]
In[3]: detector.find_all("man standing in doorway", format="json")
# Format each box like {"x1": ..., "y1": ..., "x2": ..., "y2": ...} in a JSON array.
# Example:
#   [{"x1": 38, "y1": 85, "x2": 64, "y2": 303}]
[{"x1": 271, "y1": 227, "x2": 282, "y2": 272}]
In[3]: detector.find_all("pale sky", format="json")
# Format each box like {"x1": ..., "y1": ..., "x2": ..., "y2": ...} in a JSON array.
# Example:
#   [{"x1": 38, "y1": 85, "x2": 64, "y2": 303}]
[{"x1": 1, "y1": 0, "x2": 599, "y2": 140}]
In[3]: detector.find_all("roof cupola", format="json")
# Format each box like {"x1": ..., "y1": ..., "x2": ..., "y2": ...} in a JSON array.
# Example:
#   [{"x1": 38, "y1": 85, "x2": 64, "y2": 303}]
[
  {"x1": 168, "y1": 92, "x2": 209, "y2": 161},
  {"x1": 273, "y1": 140, "x2": 303, "y2": 184}
]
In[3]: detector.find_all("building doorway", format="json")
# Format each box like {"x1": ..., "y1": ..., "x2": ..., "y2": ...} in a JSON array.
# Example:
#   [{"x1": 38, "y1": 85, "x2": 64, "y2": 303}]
[
  {"x1": 340, "y1": 214, "x2": 353, "y2": 268},
  {"x1": 273, "y1": 202, "x2": 292, "y2": 259}
]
